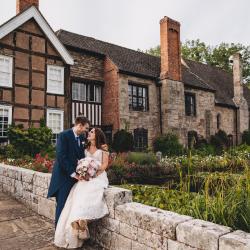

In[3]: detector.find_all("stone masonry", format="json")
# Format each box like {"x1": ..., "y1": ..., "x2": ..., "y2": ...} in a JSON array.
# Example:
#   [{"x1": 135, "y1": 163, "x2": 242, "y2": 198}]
[{"x1": 1, "y1": 163, "x2": 250, "y2": 250}]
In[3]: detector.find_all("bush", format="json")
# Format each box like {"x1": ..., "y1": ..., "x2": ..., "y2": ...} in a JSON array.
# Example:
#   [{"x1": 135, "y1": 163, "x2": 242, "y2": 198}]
[
  {"x1": 242, "y1": 130, "x2": 250, "y2": 145},
  {"x1": 127, "y1": 152, "x2": 157, "y2": 165},
  {"x1": 112, "y1": 129, "x2": 134, "y2": 153},
  {"x1": 191, "y1": 144, "x2": 216, "y2": 156},
  {"x1": 0, "y1": 144, "x2": 22, "y2": 159},
  {"x1": 7, "y1": 125, "x2": 53, "y2": 157},
  {"x1": 152, "y1": 132, "x2": 184, "y2": 156},
  {"x1": 210, "y1": 129, "x2": 230, "y2": 154}
]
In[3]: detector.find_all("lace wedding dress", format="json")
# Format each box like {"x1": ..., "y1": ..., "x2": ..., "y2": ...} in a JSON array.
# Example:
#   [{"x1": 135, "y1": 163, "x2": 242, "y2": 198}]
[{"x1": 54, "y1": 149, "x2": 109, "y2": 248}]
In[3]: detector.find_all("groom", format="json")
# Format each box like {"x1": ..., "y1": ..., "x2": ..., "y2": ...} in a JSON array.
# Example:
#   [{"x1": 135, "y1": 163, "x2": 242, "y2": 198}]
[{"x1": 47, "y1": 116, "x2": 90, "y2": 226}]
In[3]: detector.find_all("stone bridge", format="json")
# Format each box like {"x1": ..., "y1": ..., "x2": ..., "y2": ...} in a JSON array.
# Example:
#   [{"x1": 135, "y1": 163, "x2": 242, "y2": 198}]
[{"x1": 1, "y1": 163, "x2": 250, "y2": 250}]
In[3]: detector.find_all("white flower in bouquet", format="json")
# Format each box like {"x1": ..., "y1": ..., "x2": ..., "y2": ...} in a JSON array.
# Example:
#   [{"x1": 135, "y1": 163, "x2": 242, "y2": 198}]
[{"x1": 76, "y1": 157, "x2": 100, "y2": 180}]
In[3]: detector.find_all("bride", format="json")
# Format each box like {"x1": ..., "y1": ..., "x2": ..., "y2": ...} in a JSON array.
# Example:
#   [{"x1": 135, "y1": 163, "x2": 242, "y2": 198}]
[{"x1": 54, "y1": 127, "x2": 110, "y2": 248}]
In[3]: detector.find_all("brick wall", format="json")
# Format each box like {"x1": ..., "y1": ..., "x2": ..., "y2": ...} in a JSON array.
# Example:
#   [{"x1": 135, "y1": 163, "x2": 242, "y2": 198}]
[
  {"x1": 69, "y1": 50, "x2": 104, "y2": 82},
  {"x1": 102, "y1": 58, "x2": 120, "y2": 131}
]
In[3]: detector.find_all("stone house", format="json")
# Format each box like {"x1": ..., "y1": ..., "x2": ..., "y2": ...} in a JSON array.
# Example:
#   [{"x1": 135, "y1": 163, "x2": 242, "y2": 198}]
[{"x1": 0, "y1": 0, "x2": 249, "y2": 149}]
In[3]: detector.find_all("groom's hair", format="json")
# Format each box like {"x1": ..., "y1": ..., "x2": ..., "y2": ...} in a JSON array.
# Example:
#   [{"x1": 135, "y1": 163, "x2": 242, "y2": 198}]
[{"x1": 74, "y1": 116, "x2": 90, "y2": 126}]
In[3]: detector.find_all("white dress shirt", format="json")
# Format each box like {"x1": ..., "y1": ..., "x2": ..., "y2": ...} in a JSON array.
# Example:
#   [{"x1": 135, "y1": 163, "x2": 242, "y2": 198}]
[{"x1": 71, "y1": 128, "x2": 80, "y2": 178}]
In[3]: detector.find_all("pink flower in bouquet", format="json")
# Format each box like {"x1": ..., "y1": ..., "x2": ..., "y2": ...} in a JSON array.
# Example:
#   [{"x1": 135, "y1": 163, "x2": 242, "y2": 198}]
[{"x1": 76, "y1": 157, "x2": 100, "y2": 180}]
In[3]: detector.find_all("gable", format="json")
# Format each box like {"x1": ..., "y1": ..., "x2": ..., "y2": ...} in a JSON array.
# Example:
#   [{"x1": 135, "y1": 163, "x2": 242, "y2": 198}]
[{"x1": 0, "y1": 6, "x2": 74, "y2": 65}]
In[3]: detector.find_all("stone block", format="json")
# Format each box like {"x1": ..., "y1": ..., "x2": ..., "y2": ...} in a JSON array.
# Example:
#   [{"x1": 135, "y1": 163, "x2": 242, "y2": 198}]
[
  {"x1": 219, "y1": 230, "x2": 250, "y2": 250},
  {"x1": 115, "y1": 202, "x2": 191, "y2": 239},
  {"x1": 176, "y1": 219, "x2": 232, "y2": 250},
  {"x1": 104, "y1": 186, "x2": 132, "y2": 218},
  {"x1": 38, "y1": 197, "x2": 56, "y2": 220}
]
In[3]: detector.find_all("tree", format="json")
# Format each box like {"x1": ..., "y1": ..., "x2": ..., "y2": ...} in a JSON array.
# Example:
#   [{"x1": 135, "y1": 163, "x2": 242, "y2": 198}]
[{"x1": 142, "y1": 40, "x2": 250, "y2": 86}]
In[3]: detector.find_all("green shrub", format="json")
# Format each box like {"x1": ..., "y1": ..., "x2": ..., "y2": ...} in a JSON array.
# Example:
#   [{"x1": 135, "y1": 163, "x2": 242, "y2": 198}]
[
  {"x1": 7, "y1": 125, "x2": 53, "y2": 157},
  {"x1": 127, "y1": 152, "x2": 157, "y2": 165},
  {"x1": 152, "y1": 132, "x2": 184, "y2": 156},
  {"x1": 0, "y1": 144, "x2": 22, "y2": 159},
  {"x1": 191, "y1": 144, "x2": 216, "y2": 156},
  {"x1": 112, "y1": 129, "x2": 134, "y2": 153},
  {"x1": 242, "y1": 130, "x2": 250, "y2": 145},
  {"x1": 210, "y1": 129, "x2": 230, "y2": 154}
]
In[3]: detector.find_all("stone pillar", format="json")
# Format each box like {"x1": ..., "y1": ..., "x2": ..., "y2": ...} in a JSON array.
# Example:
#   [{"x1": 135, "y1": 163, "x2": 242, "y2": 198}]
[{"x1": 232, "y1": 53, "x2": 249, "y2": 144}]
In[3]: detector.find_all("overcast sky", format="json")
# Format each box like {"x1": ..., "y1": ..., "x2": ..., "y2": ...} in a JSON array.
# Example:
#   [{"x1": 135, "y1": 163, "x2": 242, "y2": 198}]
[{"x1": 0, "y1": 0, "x2": 249, "y2": 51}]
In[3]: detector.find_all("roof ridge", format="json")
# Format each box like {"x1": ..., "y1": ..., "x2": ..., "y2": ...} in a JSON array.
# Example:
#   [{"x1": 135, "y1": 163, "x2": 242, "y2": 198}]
[
  {"x1": 57, "y1": 29, "x2": 160, "y2": 60},
  {"x1": 184, "y1": 58, "x2": 233, "y2": 77}
]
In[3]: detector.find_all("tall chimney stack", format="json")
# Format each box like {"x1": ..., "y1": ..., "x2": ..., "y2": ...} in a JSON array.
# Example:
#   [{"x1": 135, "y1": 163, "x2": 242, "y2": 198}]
[
  {"x1": 16, "y1": 0, "x2": 39, "y2": 14},
  {"x1": 232, "y1": 53, "x2": 243, "y2": 103},
  {"x1": 160, "y1": 16, "x2": 181, "y2": 81}
]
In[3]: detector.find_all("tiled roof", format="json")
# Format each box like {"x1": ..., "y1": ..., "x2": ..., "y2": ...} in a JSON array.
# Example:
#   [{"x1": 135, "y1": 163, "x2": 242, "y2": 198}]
[{"x1": 57, "y1": 29, "x2": 250, "y2": 108}]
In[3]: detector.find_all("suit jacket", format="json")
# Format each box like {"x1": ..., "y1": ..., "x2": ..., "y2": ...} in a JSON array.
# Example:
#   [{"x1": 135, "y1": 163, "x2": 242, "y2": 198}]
[{"x1": 47, "y1": 128, "x2": 86, "y2": 198}]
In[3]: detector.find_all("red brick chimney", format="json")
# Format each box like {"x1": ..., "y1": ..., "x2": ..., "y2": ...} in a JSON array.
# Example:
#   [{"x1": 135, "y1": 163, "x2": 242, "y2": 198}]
[
  {"x1": 16, "y1": 0, "x2": 39, "y2": 14},
  {"x1": 160, "y1": 16, "x2": 181, "y2": 81}
]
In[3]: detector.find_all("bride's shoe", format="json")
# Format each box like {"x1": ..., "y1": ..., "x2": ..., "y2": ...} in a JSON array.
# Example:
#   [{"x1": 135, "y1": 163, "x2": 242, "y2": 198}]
[
  {"x1": 78, "y1": 227, "x2": 90, "y2": 240},
  {"x1": 71, "y1": 221, "x2": 80, "y2": 230},
  {"x1": 78, "y1": 219, "x2": 87, "y2": 230}
]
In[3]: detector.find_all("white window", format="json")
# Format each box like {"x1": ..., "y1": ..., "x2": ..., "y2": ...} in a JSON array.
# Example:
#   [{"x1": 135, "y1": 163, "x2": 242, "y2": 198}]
[
  {"x1": 47, "y1": 65, "x2": 64, "y2": 95},
  {"x1": 46, "y1": 109, "x2": 64, "y2": 143},
  {"x1": 88, "y1": 85, "x2": 101, "y2": 103},
  {"x1": 0, "y1": 55, "x2": 13, "y2": 88},
  {"x1": 0, "y1": 105, "x2": 12, "y2": 139},
  {"x1": 72, "y1": 82, "x2": 86, "y2": 101}
]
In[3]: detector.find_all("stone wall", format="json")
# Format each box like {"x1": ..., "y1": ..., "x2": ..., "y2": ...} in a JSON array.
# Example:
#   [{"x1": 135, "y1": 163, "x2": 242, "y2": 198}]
[
  {"x1": 119, "y1": 74, "x2": 161, "y2": 146},
  {"x1": 182, "y1": 86, "x2": 215, "y2": 144},
  {"x1": 1, "y1": 163, "x2": 250, "y2": 250}
]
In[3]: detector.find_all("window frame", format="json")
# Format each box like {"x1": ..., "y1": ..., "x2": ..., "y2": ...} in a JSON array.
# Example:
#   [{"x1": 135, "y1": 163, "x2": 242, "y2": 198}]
[
  {"x1": 72, "y1": 82, "x2": 87, "y2": 102},
  {"x1": 46, "y1": 109, "x2": 64, "y2": 143},
  {"x1": 0, "y1": 55, "x2": 13, "y2": 88},
  {"x1": 47, "y1": 65, "x2": 64, "y2": 95},
  {"x1": 0, "y1": 105, "x2": 12, "y2": 139},
  {"x1": 134, "y1": 127, "x2": 148, "y2": 151},
  {"x1": 185, "y1": 92, "x2": 196, "y2": 116},
  {"x1": 88, "y1": 84, "x2": 102, "y2": 103},
  {"x1": 217, "y1": 113, "x2": 221, "y2": 129},
  {"x1": 128, "y1": 82, "x2": 149, "y2": 112},
  {"x1": 72, "y1": 81, "x2": 102, "y2": 104}
]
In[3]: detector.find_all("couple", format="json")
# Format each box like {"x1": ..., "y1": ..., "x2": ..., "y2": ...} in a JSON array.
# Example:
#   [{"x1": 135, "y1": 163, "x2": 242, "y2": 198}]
[{"x1": 47, "y1": 116, "x2": 110, "y2": 248}]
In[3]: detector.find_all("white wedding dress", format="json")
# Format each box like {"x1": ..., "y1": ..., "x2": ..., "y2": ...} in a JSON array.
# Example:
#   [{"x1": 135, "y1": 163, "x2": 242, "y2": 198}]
[{"x1": 54, "y1": 149, "x2": 109, "y2": 248}]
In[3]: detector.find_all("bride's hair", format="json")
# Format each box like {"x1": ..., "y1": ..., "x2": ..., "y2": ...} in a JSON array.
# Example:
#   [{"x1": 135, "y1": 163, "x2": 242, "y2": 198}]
[{"x1": 87, "y1": 128, "x2": 108, "y2": 151}]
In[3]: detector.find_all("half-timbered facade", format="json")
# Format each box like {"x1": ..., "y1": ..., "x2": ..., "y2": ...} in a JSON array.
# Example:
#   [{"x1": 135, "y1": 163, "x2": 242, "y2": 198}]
[{"x1": 0, "y1": 3, "x2": 73, "y2": 143}]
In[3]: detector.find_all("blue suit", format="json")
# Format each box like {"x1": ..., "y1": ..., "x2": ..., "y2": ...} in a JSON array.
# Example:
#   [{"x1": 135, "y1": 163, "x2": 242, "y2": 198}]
[{"x1": 47, "y1": 128, "x2": 86, "y2": 226}]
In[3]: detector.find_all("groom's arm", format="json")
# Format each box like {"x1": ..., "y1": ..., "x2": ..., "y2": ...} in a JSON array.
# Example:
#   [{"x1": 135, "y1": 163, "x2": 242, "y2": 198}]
[{"x1": 56, "y1": 132, "x2": 75, "y2": 176}]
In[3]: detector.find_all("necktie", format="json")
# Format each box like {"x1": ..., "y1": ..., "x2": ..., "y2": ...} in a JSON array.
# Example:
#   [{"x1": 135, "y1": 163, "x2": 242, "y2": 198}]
[{"x1": 76, "y1": 136, "x2": 80, "y2": 147}]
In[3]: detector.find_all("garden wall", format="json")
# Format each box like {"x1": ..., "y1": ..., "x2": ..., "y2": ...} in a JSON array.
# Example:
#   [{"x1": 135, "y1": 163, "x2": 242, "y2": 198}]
[{"x1": 0, "y1": 162, "x2": 250, "y2": 250}]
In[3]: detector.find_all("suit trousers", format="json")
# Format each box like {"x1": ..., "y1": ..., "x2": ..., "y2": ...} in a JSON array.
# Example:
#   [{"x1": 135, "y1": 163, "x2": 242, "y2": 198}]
[{"x1": 55, "y1": 179, "x2": 76, "y2": 227}]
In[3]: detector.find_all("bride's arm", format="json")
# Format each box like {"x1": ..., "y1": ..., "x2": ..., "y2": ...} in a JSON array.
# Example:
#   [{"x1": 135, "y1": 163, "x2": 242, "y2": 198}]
[{"x1": 96, "y1": 151, "x2": 109, "y2": 176}]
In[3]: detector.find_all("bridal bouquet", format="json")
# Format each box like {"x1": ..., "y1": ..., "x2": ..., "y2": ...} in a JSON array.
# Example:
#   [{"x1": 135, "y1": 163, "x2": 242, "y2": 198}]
[{"x1": 76, "y1": 157, "x2": 100, "y2": 181}]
